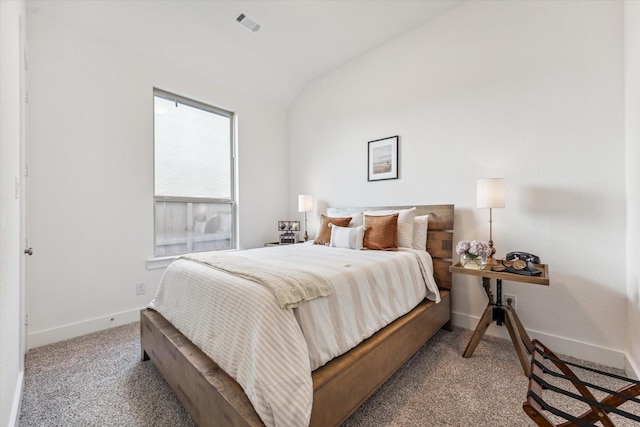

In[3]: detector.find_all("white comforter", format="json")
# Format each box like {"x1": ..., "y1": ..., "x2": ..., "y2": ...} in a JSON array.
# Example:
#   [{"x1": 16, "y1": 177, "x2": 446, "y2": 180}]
[{"x1": 149, "y1": 243, "x2": 440, "y2": 427}]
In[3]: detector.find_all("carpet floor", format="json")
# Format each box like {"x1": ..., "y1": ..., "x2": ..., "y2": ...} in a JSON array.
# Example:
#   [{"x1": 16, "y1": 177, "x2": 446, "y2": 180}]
[{"x1": 19, "y1": 322, "x2": 639, "y2": 426}]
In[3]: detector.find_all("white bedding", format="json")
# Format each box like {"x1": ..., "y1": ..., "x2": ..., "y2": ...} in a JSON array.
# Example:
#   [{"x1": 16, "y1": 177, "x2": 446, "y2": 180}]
[{"x1": 149, "y1": 243, "x2": 440, "y2": 427}]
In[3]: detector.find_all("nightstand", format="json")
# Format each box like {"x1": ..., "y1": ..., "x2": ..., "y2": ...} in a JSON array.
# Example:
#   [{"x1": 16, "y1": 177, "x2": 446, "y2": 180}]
[
  {"x1": 449, "y1": 262, "x2": 550, "y2": 376},
  {"x1": 264, "y1": 241, "x2": 304, "y2": 247}
]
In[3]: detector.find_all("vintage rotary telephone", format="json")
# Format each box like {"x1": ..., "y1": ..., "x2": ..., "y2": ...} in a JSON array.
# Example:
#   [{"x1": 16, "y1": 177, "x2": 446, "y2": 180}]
[{"x1": 501, "y1": 251, "x2": 542, "y2": 276}]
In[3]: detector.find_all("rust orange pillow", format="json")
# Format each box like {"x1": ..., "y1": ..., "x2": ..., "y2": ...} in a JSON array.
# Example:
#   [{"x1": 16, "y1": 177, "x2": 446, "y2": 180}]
[
  {"x1": 314, "y1": 215, "x2": 352, "y2": 245},
  {"x1": 363, "y1": 213, "x2": 399, "y2": 251}
]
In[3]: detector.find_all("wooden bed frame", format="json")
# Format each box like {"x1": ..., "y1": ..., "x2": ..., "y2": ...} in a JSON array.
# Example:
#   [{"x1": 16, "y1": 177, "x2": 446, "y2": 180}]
[{"x1": 140, "y1": 204, "x2": 454, "y2": 427}]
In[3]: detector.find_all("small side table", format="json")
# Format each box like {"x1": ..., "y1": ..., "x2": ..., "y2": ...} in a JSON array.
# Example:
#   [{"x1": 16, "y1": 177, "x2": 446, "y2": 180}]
[
  {"x1": 264, "y1": 241, "x2": 304, "y2": 247},
  {"x1": 450, "y1": 263, "x2": 550, "y2": 375}
]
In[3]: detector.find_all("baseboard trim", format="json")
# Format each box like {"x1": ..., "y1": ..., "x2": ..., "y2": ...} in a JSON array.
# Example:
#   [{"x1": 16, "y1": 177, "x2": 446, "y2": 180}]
[
  {"x1": 25, "y1": 308, "x2": 637, "y2": 375},
  {"x1": 452, "y1": 311, "x2": 627, "y2": 370},
  {"x1": 624, "y1": 353, "x2": 640, "y2": 380},
  {"x1": 28, "y1": 308, "x2": 144, "y2": 349},
  {"x1": 8, "y1": 370, "x2": 23, "y2": 427}
]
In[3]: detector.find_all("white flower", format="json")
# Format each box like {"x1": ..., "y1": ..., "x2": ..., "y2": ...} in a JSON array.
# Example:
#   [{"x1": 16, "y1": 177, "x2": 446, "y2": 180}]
[
  {"x1": 455, "y1": 240, "x2": 471, "y2": 254},
  {"x1": 456, "y1": 240, "x2": 491, "y2": 259}
]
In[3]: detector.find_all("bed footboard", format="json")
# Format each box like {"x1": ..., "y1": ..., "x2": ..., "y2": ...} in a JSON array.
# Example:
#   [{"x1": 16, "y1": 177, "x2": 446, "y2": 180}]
[
  {"x1": 140, "y1": 290, "x2": 450, "y2": 427},
  {"x1": 141, "y1": 308, "x2": 263, "y2": 427}
]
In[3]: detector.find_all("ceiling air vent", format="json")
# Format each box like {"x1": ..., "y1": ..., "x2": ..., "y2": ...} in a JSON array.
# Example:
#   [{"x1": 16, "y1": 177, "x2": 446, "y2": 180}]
[{"x1": 235, "y1": 13, "x2": 261, "y2": 33}]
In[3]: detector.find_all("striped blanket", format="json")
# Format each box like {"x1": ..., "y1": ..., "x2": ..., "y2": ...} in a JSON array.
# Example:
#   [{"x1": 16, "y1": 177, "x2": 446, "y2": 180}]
[
  {"x1": 180, "y1": 251, "x2": 333, "y2": 309},
  {"x1": 149, "y1": 243, "x2": 440, "y2": 427}
]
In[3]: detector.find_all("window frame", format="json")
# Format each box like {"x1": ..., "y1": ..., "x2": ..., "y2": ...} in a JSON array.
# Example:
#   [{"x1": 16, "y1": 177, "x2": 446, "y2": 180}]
[{"x1": 153, "y1": 88, "x2": 236, "y2": 256}]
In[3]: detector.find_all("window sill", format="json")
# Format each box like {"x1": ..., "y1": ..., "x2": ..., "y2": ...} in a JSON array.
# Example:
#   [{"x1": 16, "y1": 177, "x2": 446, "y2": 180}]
[
  {"x1": 146, "y1": 256, "x2": 178, "y2": 270},
  {"x1": 146, "y1": 248, "x2": 239, "y2": 270}
]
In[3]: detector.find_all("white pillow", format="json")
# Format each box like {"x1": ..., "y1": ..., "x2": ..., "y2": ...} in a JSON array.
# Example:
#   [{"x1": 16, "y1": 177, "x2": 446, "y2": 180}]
[
  {"x1": 328, "y1": 211, "x2": 363, "y2": 227},
  {"x1": 412, "y1": 215, "x2": 429, "y2": 251},
  {"x1": 329, "y1": 224, "x2": 365, "y2": 250},
  {"x1": 364, "y1": 207, "x2": 416, "y2": 248}
]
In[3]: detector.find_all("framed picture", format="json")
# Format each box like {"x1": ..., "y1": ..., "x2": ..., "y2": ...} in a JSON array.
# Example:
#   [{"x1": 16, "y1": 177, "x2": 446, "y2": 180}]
[
  {"x1": 277, "y1": 220, "x2": 300, "y2": 232},
  {"x1": 368, "y1": 135, "x2": 398, "y2": 181}
]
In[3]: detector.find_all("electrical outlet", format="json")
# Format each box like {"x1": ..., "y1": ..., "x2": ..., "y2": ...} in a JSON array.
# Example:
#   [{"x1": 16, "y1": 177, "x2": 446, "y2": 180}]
[
  {"x1": 136, "y1": 282, "x2": 146, "y2": 295},
  {"x1": 504, "y1": 293, "x2": 516, "y2": 310}
]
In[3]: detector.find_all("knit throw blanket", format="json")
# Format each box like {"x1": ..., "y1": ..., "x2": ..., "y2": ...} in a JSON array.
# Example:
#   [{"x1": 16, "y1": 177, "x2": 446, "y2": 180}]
[{"x1": 180, "y1": 251, "x2": 333, "y2": 309}]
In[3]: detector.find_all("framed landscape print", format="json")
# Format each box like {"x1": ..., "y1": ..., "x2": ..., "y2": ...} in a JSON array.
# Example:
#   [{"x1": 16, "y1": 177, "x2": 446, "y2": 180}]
[{"x1": 368, "y1": 135, "x2": 398, "y2": 181}]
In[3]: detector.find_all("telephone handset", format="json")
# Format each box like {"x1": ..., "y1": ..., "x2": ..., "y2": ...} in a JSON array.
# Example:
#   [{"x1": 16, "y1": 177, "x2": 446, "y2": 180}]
[
  {"x1": 505, "y1": 251, "x2": 540, "y2": 264},
  {"x1": 503, "y1": 251, "x2": 542, "y2": 276}
]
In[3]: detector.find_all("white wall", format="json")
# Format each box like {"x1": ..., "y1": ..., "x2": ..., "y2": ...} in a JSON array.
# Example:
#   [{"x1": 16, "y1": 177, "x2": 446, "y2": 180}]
[
  {"x1": 23, "y1": 0, "x2": 635, "y2": 375},
  {"x1": 289, "y1": 1, "x2": 627, "y2": 367},
  {"x1": 0, "y1": 1, "x2": 26, "y2": 425},
  {"x1": 26, "y1": 13, "x2": 290, "y2": 347},
  {"x1": 625, "y1": 0, "x2": 640, "y2": 378}
]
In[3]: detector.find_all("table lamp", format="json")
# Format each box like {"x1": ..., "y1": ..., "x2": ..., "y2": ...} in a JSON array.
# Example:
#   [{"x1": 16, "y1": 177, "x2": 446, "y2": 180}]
[
  {"x1": 477, "y1": 178, "x2": 505, "y2": 265},
  {"x1": 298, "y1": 194, "x2": 313, "y2": 242}
]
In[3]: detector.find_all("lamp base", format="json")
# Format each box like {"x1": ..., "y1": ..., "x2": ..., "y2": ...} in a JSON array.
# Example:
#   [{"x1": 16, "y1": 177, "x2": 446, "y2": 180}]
[{"x1": 486, "y1": 239, "x2": 498, "y2": 267}]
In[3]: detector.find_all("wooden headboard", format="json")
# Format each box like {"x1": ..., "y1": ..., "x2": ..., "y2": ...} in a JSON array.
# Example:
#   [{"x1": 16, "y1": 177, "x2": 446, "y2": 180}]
[{"x1": 325, "y1": 204, "x2": 454, "y2": 289}]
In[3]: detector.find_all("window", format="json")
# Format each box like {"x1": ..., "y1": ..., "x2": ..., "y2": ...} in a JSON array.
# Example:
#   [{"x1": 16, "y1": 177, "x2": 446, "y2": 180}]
[{"x1": 154, "y1": 89, "x2": 235, "y2": 256}]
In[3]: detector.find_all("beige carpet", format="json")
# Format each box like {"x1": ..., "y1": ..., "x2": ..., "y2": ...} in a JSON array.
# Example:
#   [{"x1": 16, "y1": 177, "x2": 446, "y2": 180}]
[{"x1": 19, "y1": 322, "x2": 639, "y2": 426}]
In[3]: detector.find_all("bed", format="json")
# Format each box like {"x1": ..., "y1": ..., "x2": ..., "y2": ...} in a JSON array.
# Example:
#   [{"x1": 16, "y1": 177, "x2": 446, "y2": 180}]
[{"x1": 140, "y1": 204, "x2": 454, "y2": 427}]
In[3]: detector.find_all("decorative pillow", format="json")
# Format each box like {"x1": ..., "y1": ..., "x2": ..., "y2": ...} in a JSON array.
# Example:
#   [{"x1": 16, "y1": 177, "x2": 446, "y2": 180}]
[
  {"x1": 412, "y1": 214, "x2": 429, "y2": 251},
  {"x1": 329, "y1": 224, "x2": 365, "y2": 250},
  {"x1": 348, "y1": 212, "x2": 364, "y2": 227},
  {"x1": 364, "y1": 207, "x2": 415, "y2": 248},
  {"x1": 363, "y1": 213, "x2": 399, "y2": 251},
  {"x1": 314, "y1": 215, "x2": 352, "y2": 245},
  {"x1": 328, "y1": 211, "x2": 363, "y2": 227}
]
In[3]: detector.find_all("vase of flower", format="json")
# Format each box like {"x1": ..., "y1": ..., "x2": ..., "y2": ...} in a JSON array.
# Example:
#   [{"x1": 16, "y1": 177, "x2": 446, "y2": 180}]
[
  {"x1": 459, "y1": 252, "x2": 487, "y2": 269},
  {"x1": 456, "y1": 240, "x2": 491, "y2": 270}
]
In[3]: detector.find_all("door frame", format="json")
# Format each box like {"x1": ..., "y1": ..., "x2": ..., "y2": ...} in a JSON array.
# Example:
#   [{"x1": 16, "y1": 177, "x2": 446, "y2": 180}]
[{"x1": 19, "y1": 11, "x2": 29, "y2": 360}]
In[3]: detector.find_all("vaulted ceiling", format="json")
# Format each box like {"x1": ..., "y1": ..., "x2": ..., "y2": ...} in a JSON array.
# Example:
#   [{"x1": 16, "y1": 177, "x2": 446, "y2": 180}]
[{"x1": 27, "y1": 0, "x2": 463, "y2": 108}]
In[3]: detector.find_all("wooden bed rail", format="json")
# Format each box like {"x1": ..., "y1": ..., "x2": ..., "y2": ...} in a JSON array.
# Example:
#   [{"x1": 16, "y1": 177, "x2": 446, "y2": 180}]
[{"x1": 141, "y1": 292, "x2": 451, "y2": 427}]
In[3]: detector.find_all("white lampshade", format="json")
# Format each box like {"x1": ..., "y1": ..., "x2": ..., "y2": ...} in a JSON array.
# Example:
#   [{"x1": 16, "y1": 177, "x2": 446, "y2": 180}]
[
  {"x1": 298, "y1": 194, "x2": 313, "y2": 213},
  {"x1": 477, "y1": 179, "x2": 505, "y2": 209}
]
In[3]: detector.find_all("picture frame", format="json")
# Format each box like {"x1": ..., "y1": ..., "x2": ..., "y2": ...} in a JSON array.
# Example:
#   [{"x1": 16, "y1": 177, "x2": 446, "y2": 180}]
[
  {"x1": 368, "y1": 135, "x2": 398, "y2": 181},
  {"x1": 277, "y1": 220, "x2": 300, "y2": 232}
]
